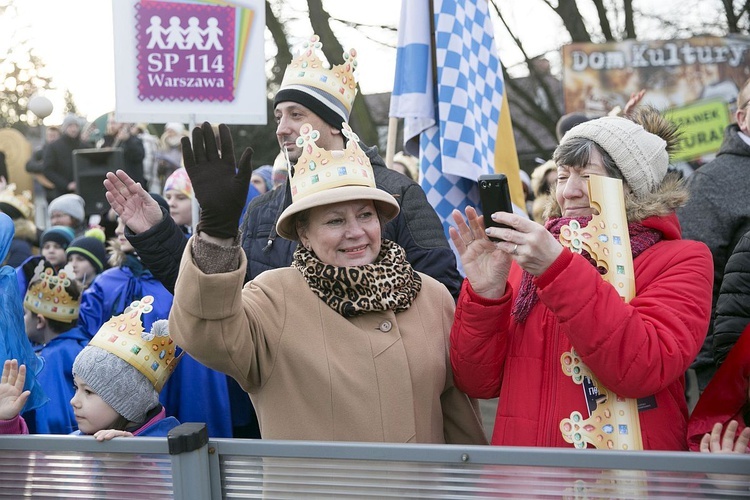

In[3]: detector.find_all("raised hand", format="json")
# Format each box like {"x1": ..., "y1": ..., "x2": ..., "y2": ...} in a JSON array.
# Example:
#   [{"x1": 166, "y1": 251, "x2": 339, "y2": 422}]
[
  {"x1": 486, "y1": 211, "x2": 564, "y2": 277},
  {"x1": 449, "y1": 207, "x2": 512, "y2": 299},
  {"x1": 0, "y1": 360, "x2": 30, "y2": 421},
  {"x1": 181, "y1": 122, "x2": 253, "y2": 240},
  {"x1": 700, "y1": 421, "x2": 750, "y2": 454},
  {"x1": 623, "y1": 89, "x2": 646, "y2": 116},
  {"x1": 104, "y1": 169, "x2": 163, "y2": 234},
  {"x1": 93, "y1": 429, "x2": 135, "y2": 441}
]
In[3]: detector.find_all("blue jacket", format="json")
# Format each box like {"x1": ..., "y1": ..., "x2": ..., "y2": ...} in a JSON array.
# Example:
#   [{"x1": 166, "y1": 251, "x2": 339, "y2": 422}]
[
  {"x1": 68, "y1": 406, "x2": 181, "y2": 437},
  {"x1": 22, "y1": 326, "x2": 90, "y2": 434},
  {"x1": 79, "y1": 255, "x2": 232, "y2": 438}
]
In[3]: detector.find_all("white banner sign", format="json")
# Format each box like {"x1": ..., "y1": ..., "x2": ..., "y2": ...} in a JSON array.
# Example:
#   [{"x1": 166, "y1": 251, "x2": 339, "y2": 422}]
[{"x1": 112, "y1": 0, "x2": 266, "y2": 125}]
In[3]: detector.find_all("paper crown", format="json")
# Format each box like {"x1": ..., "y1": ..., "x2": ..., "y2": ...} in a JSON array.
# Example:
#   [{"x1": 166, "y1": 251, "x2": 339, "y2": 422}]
[
  {"x1": 0, "y1": 184, "x2": 34, "y2": 220},
  {"x1": 291, "y1": 122, "x2": 374, "y2": 201},
  {"x1": 279, "y1": 35, "x2": 358, "y2": 117},
  {"x1": 275, "y1": 122, "x2": 400, "y2": 241},
  {"x1": 24, "y1": 261, "x2": 80, "y2": 323},
  {"x1": 88, "y1": 296, "x2": 182, "y2": 392}
]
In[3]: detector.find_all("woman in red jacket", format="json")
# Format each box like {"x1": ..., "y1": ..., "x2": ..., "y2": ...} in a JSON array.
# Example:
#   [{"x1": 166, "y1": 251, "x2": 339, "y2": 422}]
[{"x1": 449, "y1": 108, "x2": 713, "y2": 450}]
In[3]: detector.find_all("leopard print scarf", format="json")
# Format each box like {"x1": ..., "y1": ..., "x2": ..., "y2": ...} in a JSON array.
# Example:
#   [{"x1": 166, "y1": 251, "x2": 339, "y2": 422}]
[{"x1": 291, "y1": 239, "x2": 422, "y2": 318}]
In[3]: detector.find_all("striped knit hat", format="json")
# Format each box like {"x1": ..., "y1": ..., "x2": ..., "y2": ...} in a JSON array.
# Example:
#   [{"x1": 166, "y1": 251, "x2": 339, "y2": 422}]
[{"x1": 66, "y1": 229, "x2": 107, "y2": 273}]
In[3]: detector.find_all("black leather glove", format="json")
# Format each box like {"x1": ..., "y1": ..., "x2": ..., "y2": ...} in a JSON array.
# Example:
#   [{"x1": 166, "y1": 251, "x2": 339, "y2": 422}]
[{"x1": 181, "y1": 122, "x2": 253, "y2": 239}]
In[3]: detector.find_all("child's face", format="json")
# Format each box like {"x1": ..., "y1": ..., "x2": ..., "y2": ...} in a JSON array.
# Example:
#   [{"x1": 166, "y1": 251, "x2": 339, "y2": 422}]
[
  {"x1": 23, "y1": 308, "x2": 43, "y2": 345},
  {"x1": 115, "y1": 218, "x2": 135, "y2": 254},
  {"x1": 42, "y1": 241, "x2": 67, "y2": 266},
  {"x1": 68, "y1": 254, "x2": 97, "y2": 285},
  {"x1": 70, "y1": 375, "x2": 121, "y2": 435},
  {"x1": 49, "y1": 211, "x2": 75, "y2": 228},
  {"x1": 165, "y1": 190, "x2": 192, "y2": 227}
]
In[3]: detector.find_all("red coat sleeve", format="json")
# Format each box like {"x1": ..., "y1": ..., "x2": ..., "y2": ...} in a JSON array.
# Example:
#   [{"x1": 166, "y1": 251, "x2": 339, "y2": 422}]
[{"x1": 449, "y1": 278, "x2": 512, "y2": 399}]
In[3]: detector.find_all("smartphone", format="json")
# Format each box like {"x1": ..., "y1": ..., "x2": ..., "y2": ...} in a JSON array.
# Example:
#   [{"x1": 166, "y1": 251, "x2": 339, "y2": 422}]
[{"x1": 478, "y1": 174, "x2": 513, "y2": 242}]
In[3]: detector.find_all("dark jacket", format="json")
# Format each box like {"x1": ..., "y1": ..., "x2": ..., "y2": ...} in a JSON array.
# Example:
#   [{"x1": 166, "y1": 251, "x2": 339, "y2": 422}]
[
  {"x1": 712, "y1": 228, "x2": 750, "y2": 366},
  {"x1": 128, "y1": 145, "x2": 462, "y2": 299},
  {"x1": 240, "y1": 145, "x2": 462, "y2": 297},
  {"x1": 678, "y1": 124, "x2": 750, "y2": 389},
  {"x1": 102, "y1": 134, "x2": 146, "y2": 187},
  {"x1": 126, "y1": 207, "x2": 187, "y2": 294},
  {"x1": 42, "y1": 135, "x2": 88, "y2": 201}
]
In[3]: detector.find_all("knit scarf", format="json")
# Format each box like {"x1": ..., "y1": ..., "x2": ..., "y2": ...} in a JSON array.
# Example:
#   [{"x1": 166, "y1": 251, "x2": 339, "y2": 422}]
[
  {"x1": 292, "y1": 239, "x2": 422, "y2": 318},
  {"x1": 511, "y1": 216, "x2": 663, "y2": 323}
]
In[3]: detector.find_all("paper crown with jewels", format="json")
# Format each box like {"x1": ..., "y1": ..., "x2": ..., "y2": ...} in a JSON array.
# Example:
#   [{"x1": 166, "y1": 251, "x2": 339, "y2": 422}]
[
  {"x1": 88, "y1": 296, "x2": 182, "y2": 392},
  {"x1": 275, "y1": 122, "x2": 400, "y2": 241},
  {"x1": 277, "y1": 35, "x2": 358, "y2": 124},
  {"x1": 24, "y1": 261, "x2": 80, "y2": 323},
  {"x1": 0, "y1": 184, "x2": 34, "y2": 220}
]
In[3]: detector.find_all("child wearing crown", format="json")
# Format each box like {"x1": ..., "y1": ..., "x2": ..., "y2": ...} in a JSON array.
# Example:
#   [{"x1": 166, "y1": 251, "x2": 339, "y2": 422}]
[
  {"x1": 77, "y1": 213, "x2": 233, "y2": 438},
  {"x1": 15, "y1": 225, "x2": 75, "y2": 298},
  {"x1": 21, "y1": 261, "x2": 89, "y2": 434},
  {"x1": 1, "y1": 297, "x2": 181, "y2": 439}
]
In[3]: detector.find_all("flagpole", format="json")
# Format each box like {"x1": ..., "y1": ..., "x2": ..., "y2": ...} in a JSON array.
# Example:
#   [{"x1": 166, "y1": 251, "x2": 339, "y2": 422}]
[{"x1": 385, "y1": 116, "x2": 398, "y2": 168}]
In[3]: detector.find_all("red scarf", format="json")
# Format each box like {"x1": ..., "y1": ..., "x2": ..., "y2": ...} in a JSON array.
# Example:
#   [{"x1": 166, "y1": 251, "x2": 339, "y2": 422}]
[{"x1": 511, "y1": 216, "x2": 662, "y2": 323}]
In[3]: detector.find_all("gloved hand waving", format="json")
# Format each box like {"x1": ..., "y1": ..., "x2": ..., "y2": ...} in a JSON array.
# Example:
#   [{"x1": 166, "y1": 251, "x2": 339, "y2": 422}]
[{"x1": 181, "y1": 122, "x2": 253, "y2": 239}]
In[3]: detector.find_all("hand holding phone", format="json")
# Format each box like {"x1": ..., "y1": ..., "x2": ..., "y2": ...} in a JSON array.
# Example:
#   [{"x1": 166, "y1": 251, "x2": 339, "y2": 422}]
[{"x1": 478, "y1": 174, "x2": 513, "y2": 242}]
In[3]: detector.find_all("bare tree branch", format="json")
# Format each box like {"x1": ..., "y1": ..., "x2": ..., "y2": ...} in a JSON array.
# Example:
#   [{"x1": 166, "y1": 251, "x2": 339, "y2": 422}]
[
  {"x1": 491, "y1": 1, "x2": 560, "y2": 137},
  {"x1": 591, "y1": 0, "x2": 614, "y2": 41}
]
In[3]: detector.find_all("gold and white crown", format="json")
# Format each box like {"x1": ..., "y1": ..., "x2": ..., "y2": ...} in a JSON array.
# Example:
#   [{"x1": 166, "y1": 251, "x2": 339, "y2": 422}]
[
  {"x1": 24, "y1": 261, "x2": 80, "y2": 323},
  {"x1": 280, "y1": 34, "x2": 358, "y2": 115},
  {"x1": 0, "y1": 184, "x2": 34, "y2": 220},
  {"x1": 290, "y1": 122, "x2": 374, "y2": 202},
  {"x1": 88, "y1": 296, "x2": 182, "y2": 392}
]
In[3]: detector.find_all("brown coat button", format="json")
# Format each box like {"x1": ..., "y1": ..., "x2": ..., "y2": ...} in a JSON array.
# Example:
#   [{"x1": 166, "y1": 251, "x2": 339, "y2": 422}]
[{"x1": 378, "y1": 320, "x2": 392, "y2": 332}]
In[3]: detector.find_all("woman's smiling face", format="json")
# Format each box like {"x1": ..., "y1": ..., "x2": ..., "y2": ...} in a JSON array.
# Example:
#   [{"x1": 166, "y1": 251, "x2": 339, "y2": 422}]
[{"x1": 297, "y1": 200, "x2": 382, "y2": 267}]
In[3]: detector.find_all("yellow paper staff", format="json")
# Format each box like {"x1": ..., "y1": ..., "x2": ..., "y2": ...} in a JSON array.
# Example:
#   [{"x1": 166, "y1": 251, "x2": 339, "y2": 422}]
[{"x1": 558, "y1": 174, "x2": 643, "y2": 451}]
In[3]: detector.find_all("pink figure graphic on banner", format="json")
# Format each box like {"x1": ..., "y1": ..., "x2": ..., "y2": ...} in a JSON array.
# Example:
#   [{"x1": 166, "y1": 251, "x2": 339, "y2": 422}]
[{"x1": 136, "y1": 0, "x2": 236, "y2": 102}]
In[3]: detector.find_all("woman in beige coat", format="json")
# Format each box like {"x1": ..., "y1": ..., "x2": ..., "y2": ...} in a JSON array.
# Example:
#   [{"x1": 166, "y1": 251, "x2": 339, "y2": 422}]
[{"x1": 167, "y1": 121, "x2": 487, "y2": 444}]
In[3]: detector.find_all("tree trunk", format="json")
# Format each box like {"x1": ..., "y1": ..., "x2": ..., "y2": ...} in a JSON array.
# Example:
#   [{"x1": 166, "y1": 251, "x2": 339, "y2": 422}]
[
  {"x1": 266, "y1": 0, "x2": 292, "y2": 87},
  {"x1": 623, "y1": 0, "x2": 636, "y2": 39},
  {"x1": 591, "y1": 0, "x2": 614, "y2": 41},
  {"x1": 307, "y1": 0, "x2": 379, "y2": 147},
  {"x1": 544, "y1": 0, "x2": 592, "y2": 43}
]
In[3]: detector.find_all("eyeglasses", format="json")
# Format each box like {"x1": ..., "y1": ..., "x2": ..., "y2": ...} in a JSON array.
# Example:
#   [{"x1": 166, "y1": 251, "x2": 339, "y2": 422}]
[{"x1": 740, "y1": 99, "x2": 750, "y2": 111}]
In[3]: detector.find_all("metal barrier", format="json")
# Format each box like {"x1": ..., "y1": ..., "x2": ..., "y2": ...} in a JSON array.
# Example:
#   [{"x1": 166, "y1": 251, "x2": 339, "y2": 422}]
[{"x1": 1, "y1": 423, "x2": 749, "y2": 499}]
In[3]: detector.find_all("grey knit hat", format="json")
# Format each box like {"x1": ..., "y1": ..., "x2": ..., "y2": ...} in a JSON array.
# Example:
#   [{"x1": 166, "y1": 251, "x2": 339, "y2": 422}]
[
  {"x1": 48, "y1": 194, "x2": 86, "y2": 223},
  {"x1": 561, "y1": 116, "x2": 669, "y2": 198},
  {"x1": 72, "y1": 345, "x2": 159, "y2": 424}
]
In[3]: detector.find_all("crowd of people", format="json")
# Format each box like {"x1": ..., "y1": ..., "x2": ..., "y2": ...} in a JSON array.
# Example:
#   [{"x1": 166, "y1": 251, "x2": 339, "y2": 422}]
[{"x1": 0, "y1": 34, "x2": 748, "y2": 495}]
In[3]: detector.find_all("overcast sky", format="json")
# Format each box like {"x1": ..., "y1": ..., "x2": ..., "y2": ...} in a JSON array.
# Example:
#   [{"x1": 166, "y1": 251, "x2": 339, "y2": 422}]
[{"x1": 13, "y1": 0, "x2": 725, "y2": 124}]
